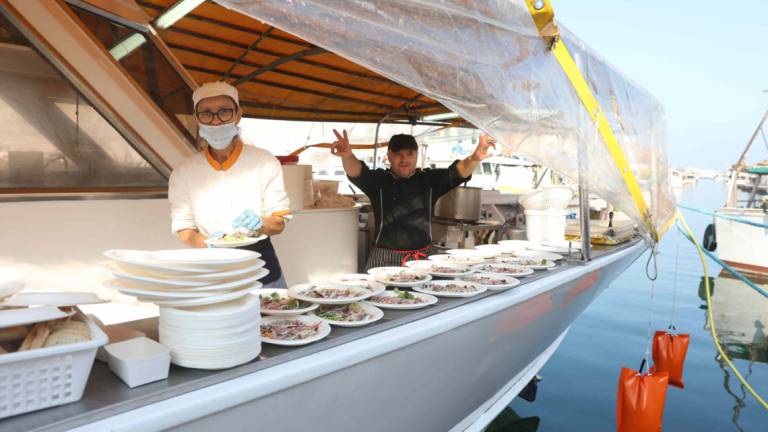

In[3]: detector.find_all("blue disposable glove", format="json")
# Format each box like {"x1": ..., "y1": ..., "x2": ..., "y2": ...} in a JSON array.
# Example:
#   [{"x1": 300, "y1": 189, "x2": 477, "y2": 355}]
[
  {"x1": 232, "y1": 209, "x2": 262, "y2": 231},
  {"x1": 206, "y1": 230, "x2": 225, "y2": 248}
]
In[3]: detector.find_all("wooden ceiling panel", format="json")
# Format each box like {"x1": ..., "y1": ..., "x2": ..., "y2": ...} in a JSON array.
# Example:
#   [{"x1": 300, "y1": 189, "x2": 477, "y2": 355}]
[{"x1": 137, "y1": 0, "x2": 454, "y2": 123}]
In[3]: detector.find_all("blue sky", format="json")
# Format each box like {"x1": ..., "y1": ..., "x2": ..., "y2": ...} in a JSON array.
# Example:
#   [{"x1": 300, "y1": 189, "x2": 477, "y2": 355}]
[{"x1": 550, "y1": 0, "x2": 768, "y2": 170}]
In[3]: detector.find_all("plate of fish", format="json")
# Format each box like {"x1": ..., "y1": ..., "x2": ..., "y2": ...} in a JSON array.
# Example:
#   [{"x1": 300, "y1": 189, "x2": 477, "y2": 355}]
[
  {"x1": 413, "y1": 280, "x2": 487, "y2": 298},
  {"x1": 473, "y1": 263, "x2": 535, "y2": 277},
  {"x1": 404, "y1": 261, "x2": 474, "y2": 278},
  {"x1": 260, "y1": 315, "x2": 331, "y2": 346},
  {"x1": 460, "y1": 273, "x2": 521, "y2": 291},
  {"x1": 311, "y1": 302, "x2": 384, "y2": 327},
  {"x1": 256, "y1": 288, "x2": 318, "y2": 316},
  {"x1": 364, "y1": 288, "x2": 438, "y2": 310},
  {"x1": 367, "y1": 267, "x2": 431, "y2": 287},
  {"x1": 495, "y1": 257, "x2": 557, "y2": 270},
  {"x1": 287, "y1": 283, "x2": 374, "y2": 305},
  {"x1": 428, "y1": 254, "x2": 486, "y2": 265}
]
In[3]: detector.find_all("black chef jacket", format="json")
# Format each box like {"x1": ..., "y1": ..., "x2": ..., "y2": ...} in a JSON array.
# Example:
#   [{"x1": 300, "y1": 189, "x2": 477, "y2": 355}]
[{"x1": 349, "y1": 160, "x2": 471, "y2": 250}]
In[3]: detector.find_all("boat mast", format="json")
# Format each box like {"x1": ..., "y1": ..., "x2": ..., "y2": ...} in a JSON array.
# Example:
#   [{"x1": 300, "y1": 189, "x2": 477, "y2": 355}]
[{"x1": 726, "y1": 110, "x2": 768, "y2": 207}]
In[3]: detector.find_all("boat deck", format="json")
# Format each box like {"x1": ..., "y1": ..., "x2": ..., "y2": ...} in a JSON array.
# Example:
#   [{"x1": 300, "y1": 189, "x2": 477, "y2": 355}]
[{"x1": 2, "y1": 240, "x2": 642, "y2": 432}]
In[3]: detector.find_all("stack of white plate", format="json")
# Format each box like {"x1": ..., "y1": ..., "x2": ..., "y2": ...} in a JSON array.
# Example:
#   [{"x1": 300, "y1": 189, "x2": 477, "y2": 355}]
[
  {"x1": 103, "y1": 248, "x2": 268, "y2": 308},
  {"x1": 159, "y1": 295, "x2": 261, "y2": 369}
]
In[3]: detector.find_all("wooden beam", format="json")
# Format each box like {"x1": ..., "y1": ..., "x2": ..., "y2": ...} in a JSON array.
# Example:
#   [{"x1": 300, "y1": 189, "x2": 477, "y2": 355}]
[
  {"x1": 168, "y1": 43, "x2": 411, "y2": 102},
  {"x1": 230, "y1": 47, "x2": 325, "y2": 86}
]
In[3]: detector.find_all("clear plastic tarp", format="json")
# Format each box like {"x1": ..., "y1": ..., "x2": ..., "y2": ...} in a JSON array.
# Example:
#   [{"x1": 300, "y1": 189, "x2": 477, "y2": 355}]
[{"x1": 216, "y1": 0, "x2": 676, "y2": 240}]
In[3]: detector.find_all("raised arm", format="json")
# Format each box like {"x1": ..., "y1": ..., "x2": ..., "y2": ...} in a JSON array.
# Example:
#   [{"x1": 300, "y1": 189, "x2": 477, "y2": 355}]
[
  {"x1": 330, "y1": 129, "x2": 363, "y2": 178},
  {"x1": 456, "y1": 133, "x2": 497, "y2": 178}
]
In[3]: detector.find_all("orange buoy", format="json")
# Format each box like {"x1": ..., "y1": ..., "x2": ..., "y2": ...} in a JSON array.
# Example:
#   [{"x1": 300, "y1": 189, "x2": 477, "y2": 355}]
[
  {"x1": 617, "y1": 360, "x2": 669, "y2": 432},
  {"x1": 650, "y1": 329, "x2": 690, "y2": 388}
]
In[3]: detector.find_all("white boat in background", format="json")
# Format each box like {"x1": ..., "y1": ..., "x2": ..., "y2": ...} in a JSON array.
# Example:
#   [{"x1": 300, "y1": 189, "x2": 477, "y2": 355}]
[{"x1": 715, "y1": 111, "x2": 768, "y2": 275}]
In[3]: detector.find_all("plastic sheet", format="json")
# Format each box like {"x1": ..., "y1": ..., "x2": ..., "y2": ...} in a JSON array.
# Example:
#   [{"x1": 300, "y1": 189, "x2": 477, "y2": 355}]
[
  {"x1": 651, "y1": 330, "x2": 690, "y2": 388},
  {"x1": 215, "y1": 0, "x2": 675, "y2": 241},
  {"x1": 617, "y1": 366, "x2": 669, "y2": 432}
]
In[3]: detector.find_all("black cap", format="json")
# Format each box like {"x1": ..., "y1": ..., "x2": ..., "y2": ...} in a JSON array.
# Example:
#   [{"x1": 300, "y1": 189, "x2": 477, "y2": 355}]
[{"x1": 387, "y1": 134, "x2": 418, "y2": 152}]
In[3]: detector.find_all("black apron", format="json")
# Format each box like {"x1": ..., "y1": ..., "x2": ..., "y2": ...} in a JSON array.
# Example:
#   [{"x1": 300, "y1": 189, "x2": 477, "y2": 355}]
[{"x1": 238, "y1": 237, "x2": 282, "y2": 285}]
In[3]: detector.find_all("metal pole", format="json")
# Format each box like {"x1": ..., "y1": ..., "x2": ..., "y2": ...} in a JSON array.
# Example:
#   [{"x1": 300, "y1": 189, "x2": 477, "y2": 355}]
[
  {"x1": 579, "y1": 184, "x2": 591, "y2": 261},
  {"x1": 373, "y1": 114, "x2": 390, "y2": 169}
]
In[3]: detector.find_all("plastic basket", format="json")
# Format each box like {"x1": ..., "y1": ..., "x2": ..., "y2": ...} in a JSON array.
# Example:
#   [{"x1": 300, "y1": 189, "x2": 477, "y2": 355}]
[
  {"x1": 0, "y1": 310, "x2": 108, "y2": 419},
  {"x1": 520, "y1": 187, "x2": 574, "y2": 210}
]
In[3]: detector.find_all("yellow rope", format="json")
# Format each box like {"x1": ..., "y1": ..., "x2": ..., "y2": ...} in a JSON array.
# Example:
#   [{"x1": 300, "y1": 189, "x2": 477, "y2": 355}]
[{"x1": 677, "y1": 211, "x2": 768, "y2": 410}]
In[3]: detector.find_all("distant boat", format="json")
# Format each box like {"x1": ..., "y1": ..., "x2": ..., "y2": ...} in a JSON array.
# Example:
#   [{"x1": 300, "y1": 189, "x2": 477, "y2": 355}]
[{"x1": 715, "y1": 111, "x2": 768, "y2": 275}]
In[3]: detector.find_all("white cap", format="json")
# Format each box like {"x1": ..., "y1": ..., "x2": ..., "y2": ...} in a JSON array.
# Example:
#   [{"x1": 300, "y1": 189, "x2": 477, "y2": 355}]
[{"x1": 192, "y1": 81, "x2": 239, "y2": 110}]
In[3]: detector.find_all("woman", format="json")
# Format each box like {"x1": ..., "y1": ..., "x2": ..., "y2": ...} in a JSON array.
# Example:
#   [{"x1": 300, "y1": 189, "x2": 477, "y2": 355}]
[{"x1": 168, "y1": 81, "x2": 290, "y2": 287}]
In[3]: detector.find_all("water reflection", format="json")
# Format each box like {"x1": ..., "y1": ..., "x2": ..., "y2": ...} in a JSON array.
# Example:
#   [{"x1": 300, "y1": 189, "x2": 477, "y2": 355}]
[
  {"x1": 704, "y1": 271, "x2": 768, "y2": 431},
  {"x1": 486, "y1": 408, "x2": 540, "y2": 432}
]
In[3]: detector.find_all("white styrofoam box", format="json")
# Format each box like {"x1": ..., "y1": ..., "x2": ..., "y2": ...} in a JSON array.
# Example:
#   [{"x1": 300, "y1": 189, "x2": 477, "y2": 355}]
[
  {"x1": 0, "y1": 311, "x2": 108, "y2": 419},
  {"x1": 105, "y1": 337, "x2": 170, "y2": 388}
]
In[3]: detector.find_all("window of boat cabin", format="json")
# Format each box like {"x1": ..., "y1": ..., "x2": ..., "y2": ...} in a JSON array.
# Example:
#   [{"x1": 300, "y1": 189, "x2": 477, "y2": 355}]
[
  {"x1": 69, "y1": 6, "x2": 197, "y2": 146},
  {"x1": 0, "y1": 13, "x2": 166, "y2": 194}
]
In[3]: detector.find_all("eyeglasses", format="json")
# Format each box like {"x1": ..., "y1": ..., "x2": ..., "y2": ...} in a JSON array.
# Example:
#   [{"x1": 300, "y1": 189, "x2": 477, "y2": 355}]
[{"x1": 196, "y1": 107, "x2": 237, "y2": 124}]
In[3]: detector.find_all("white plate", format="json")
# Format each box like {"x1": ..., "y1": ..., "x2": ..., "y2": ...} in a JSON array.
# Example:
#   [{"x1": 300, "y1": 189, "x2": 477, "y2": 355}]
[
  {"x1": 105, "y1": 250, "x2": 222, "y2": 274},
  {"x1": 428, "y1": 254, "x2": 486, "y2": 265},
  {"x1": 204, "y1": 234, "x2": 267, "y2": 248},
  {"x1": 0, "y1": 269, "x2": 24, "y2": 300},
  {"x1": 513, "y1": 250, "x2": 564, "y2": 261},
  {"x1": 446, "y1": 249, "x2": 499, "y2": 259},
  {"x1": 497, "y1": 240, "x2": 532, "y2": 251},
  {"x1": 530, "y1": 241, "x2": 582, "y2": 254},
  {"x1": 404, "y1": 261, "x2": 474, "y2": 278},
  {"x1": 0, "y1": 306, "x2": 72, "y2": 327},
  {"x1": 105, "y1": 268, "x2": 269, "y2": 296},
  {"x1": 474, "y1": 244, "x2": 518, "y2": 255},
  {"x1": 161, "y1": 294, "x2": 260, "y2": 319},
  {"x1": 329, "y1": 273, "x2": 375, "y2": 286},
  {"x1": 2, "y1": 292, "x2": 108, "y2": 307},
  {"x1": 288, "y1": 283, "x2": 374, "y2": 305},
  {"x1": 473, "y1": 263, "x2": 535, "y2": 277},
  {"x1": 137, "y1": 283, "x2": 262, "y2": 307},
  {"x1": 260, "y1": 315, "x2": 331, "y2": 346},
  {"x1": 413, "y1": 280, "x2": 487, "y2": 298},
  {"x1": 364, "y1": 290, "x2": 438, "y2": 310},
  {"x1": 256, "y1": 288, "x2": 318, "y2": 316},
  {"x1": 367, "y1": 267, "x2": 431, "y2": 287},
  {"x1": 311, "y1": 302, "x2": 384, "y2": 327},
  {"x1": 108, "y1": 260, "x2": 266, "y2": 285},
  {"x1": 148, "y1": 248, "x2": 262, "y2": 266},
  {"x1": 461, "y1": 273, "x2": 521, "y2": 291},
  {"x1": 495, "y1": 257, "x2": 557, "y2": 270}
]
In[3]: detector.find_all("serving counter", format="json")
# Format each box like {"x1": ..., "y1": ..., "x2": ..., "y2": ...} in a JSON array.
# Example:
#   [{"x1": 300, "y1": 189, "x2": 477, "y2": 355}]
[{"x1": 0, "y1": 240, "x2": 645, "y2": 432}]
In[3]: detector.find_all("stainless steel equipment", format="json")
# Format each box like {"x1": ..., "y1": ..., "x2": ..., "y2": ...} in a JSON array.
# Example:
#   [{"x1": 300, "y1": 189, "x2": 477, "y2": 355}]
[{"x1": 434, "y1": 186, "x2": 482, "y2": 221}]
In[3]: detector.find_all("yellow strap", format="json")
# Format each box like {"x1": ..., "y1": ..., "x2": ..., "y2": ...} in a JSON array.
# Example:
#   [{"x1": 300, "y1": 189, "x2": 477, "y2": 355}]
[{"x1": 525, "y1": 1, "x2": 657, "y2": 241}]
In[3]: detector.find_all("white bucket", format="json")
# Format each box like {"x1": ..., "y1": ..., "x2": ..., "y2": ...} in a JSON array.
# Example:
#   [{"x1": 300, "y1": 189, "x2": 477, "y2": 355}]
[{"x1": 525, "y1": 209, "x2": 568, "y2": 244}]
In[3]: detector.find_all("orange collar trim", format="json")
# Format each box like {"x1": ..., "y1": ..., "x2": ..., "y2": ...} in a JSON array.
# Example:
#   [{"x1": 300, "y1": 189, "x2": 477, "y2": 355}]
[{"x1": 205, "y1": 140, "x2": 243, "y2": 171}]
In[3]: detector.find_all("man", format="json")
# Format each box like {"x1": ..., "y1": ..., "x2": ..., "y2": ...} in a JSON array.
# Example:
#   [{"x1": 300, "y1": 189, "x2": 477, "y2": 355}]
[
  {"x1": 168, "y1": 81, "x2": 290, "y2": 287},
  {"x1": 331, "y1": 130, "x2": 496, "y2": 268}
]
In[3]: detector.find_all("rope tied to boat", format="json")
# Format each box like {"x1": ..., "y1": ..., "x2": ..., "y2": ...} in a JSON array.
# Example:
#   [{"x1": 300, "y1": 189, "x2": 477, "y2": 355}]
[{"x1": 677, "y1": 203, "x2": 768, "y2": 229}]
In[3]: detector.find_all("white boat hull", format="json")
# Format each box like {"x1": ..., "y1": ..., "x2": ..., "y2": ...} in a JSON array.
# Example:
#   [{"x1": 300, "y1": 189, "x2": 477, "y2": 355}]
[
  {"x1": 70, "y1": 241, "x2": 645, "y2": 432},
  {"x1": 716, "y1": 207, "x2": 768, "y2": 275}
]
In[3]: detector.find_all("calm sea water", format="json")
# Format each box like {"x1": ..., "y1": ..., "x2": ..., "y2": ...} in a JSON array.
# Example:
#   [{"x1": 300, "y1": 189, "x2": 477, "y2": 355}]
[{"x1": 490, "y1": 181, "x2": 768, "y2": 431}]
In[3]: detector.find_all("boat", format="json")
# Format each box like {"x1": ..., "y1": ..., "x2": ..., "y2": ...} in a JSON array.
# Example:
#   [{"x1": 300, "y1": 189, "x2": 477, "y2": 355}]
[
  {"x1": 715, "y1": 111, "x2": 768, "y2": 275},
  {"x1": 0, "y1": 1, "x2": 675, "y2": 430}
]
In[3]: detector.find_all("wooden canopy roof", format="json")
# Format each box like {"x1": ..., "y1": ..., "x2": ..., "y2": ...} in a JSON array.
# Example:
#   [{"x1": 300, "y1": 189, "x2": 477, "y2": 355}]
[{"x1": 135, "y1": 0, "x2": 454, "y2": 124}]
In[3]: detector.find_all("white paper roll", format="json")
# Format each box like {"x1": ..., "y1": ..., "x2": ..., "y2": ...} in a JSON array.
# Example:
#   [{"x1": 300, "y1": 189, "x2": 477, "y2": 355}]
[{"x1": 281, "y1": 165, "x2": 305, "y2": 211}]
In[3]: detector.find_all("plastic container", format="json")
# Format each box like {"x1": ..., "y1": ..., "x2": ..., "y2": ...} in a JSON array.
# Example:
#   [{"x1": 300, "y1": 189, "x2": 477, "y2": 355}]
[
  {"x1": 520, "y1": 187, "x2": 574, "y2": 210},
  {"x1": 0, "y1": 310, "x2": 108, "y2": 419},
  {"x1": 525, "y1": 209, "x2": 568, "y2": 244},
  {"x1": 105, "y1": 337, "x2": 170, "y2": 388}
]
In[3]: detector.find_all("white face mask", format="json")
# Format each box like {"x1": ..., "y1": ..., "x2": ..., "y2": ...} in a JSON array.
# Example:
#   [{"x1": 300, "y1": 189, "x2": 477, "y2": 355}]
[{"x1": 199, "y1": 123, "x2": 239, "y2": 150}]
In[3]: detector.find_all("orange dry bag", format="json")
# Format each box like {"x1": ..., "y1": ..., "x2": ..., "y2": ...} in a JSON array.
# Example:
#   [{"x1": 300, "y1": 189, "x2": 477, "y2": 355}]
[
  {"x1": 617, "y1": 360, "x2": 669, "y2": 432},
  {"x1": 650, "y1": 329, "x2": 690, "y2": 388}
]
